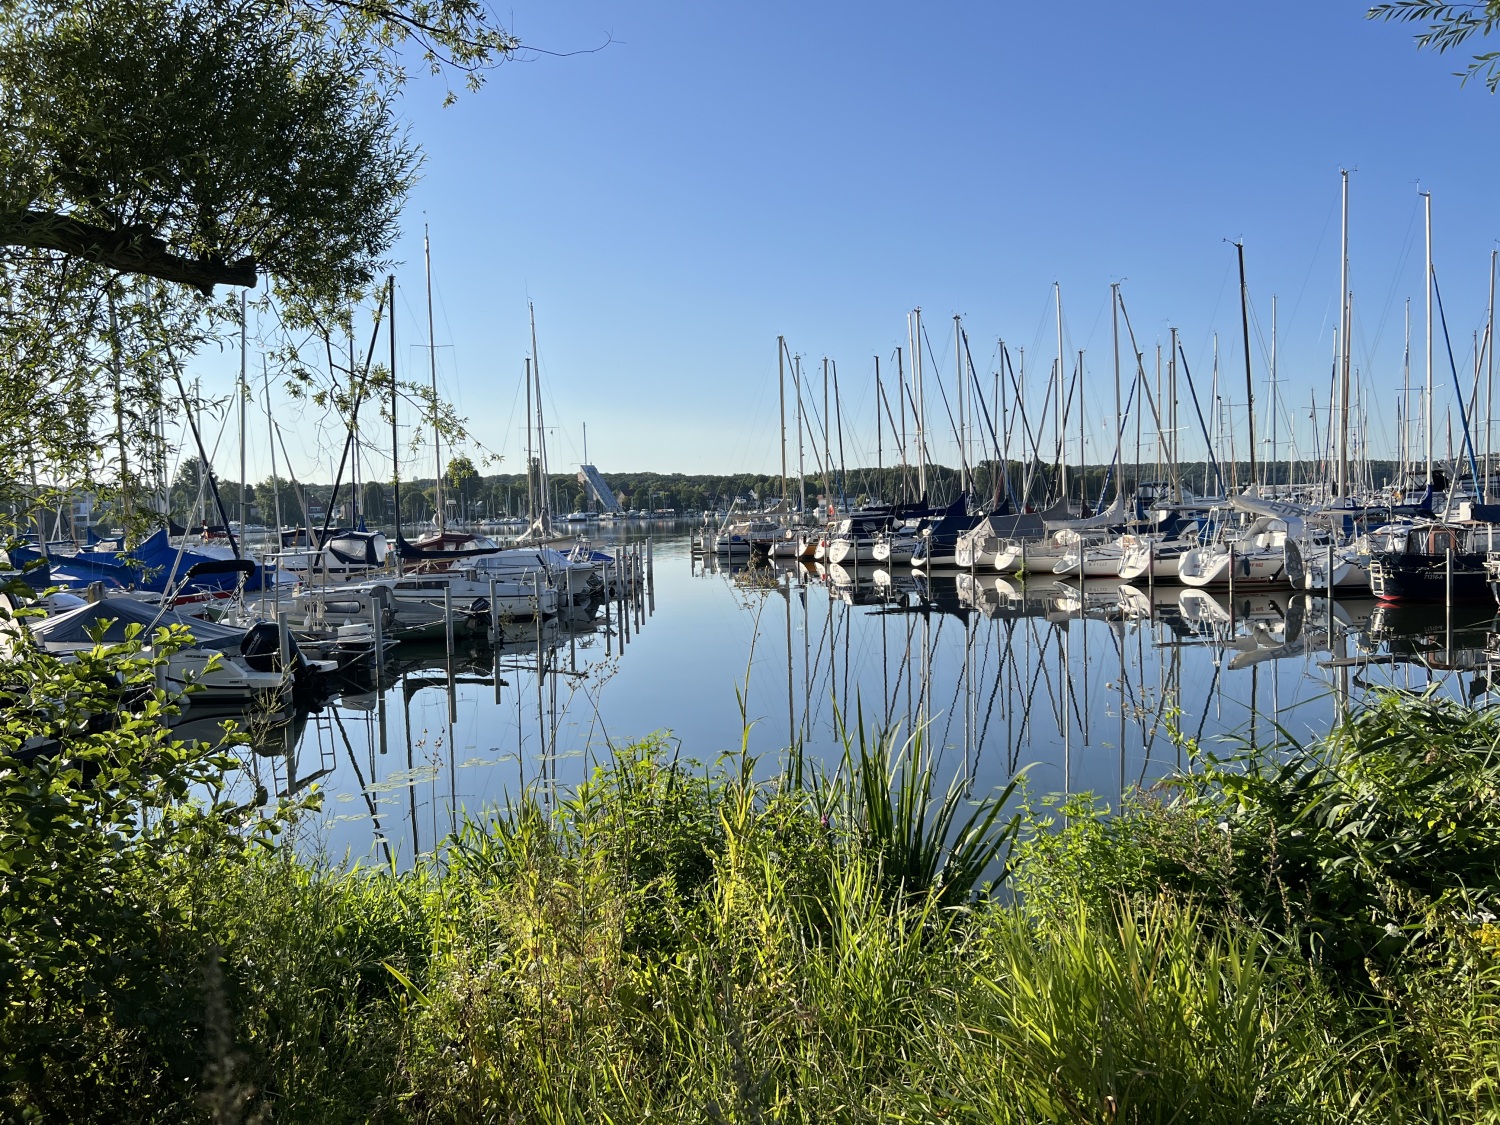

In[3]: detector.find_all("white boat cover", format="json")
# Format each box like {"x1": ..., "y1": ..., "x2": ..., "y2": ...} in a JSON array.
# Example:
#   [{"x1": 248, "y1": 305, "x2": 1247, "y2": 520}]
[
  {"x1": 1042, "y1": 494, "x2": 1125, "y2": 531},
  {"x1": 1229, "y1": 489, "x2": 1309, "y2": 535}
]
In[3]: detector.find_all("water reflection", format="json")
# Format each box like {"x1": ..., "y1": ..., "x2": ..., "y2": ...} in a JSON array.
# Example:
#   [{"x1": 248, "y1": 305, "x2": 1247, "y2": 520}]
[{"x1": 179, "y1": 532, "x2": 1500, "y2": 864}]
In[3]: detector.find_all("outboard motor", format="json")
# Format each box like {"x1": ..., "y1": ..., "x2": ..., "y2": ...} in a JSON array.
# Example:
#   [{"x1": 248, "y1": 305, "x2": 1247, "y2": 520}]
[{"x1": 240, "y1": 621, "x2": 302, "y2": 674}]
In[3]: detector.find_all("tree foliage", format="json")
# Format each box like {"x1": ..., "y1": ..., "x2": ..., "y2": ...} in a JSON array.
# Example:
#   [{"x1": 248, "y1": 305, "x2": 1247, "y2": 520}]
[
  {"x1": 1369, "y1": 1, "x2": 1500, "y2": 91},
  {"x1": 0, "y1": 0, "x2": 517, "y2": 534}
]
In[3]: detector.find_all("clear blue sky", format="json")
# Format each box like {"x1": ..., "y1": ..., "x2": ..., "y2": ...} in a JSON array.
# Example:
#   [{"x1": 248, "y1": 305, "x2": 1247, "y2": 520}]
[{"x1": 234, "y1": 1, "x2": 1500, "y2": 485}]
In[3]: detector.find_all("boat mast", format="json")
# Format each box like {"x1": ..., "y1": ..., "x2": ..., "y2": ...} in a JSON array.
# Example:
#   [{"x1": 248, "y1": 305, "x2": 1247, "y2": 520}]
[
  {"x1": 1270, "y1": 295, "x2": 1278, "y2": 491},
  {"x1": 910, "y1": 310, "x2": 926, "y2": 500},
  {"x1": 896, "y1": 347, "x2": 908, "y2": 500},
  {"x1": 1337, "y1": 170, "x2": 1351, "y2": 499},
  {"x1": 1401, "y1": 300, "x2": 1410, "y2": 486},
  {"x1": 1425, "y1": 190, "x2": 1434, "y2": 491},
  {"x1": 1111, "y1": 283, "x2": 1122, "y2": 505},
  {"x1": 1055, "y1": 283, "x2": 1066, "y2": 509},
  {"x1": 263, "y1": 356, "x2": 281, "y2": 534},
  {"x1": 1170, "y1": 327, "x2": 1181, "y2": 502},
  {"x1": 424, "y1": 224, "x2": 443, "y2": 531},
  {"x1": 239, "y1": 291, "x2": 247, "y2": 538},
  {"x1": 874, "y1": 356, "x2": 882, "y2": 496},
  {"x1": 529, "y1": 302, "x2": 551, "y2": 537},
  {"x1": 524, "y1": 357, "x2": 535, "y2": 528},
  {"x1": 1487, "y1": 249, "x2": 1496, "y2": 502},
  {"x1": 778, "y1": 336, "x2": 788, "y2": 505},
  {"x1": 1235, "y1": 240, "x2": 1257, "y2": 491},
  {"x1": 794, "y1": 353, "x2": 806, "y2": 513},
  {"x1": 388, "y1": 274, "x2": 401, "y2": 572},
  {"x1": 954, "y1": 314, "x2": 966, "y2": 495},
  {"x1": 821, "y1": 357, "x2": 832, "y2": 514},
  {"x1": 832, "y1": 359, "x2": 847, "y2": 510}
]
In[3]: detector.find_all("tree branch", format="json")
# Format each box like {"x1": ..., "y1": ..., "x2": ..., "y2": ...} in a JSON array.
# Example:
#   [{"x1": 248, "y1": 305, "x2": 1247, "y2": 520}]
[{"x1": 0, "y1": 210, "x2": 257, "y2": 295}]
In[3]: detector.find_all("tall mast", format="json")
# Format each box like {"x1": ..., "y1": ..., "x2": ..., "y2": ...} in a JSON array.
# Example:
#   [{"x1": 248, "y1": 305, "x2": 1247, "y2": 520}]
[
  {"x1": 1270, "y1": 295, "x2": 1278, "y2": 490},
  {"x1": 238, "y1": 291, "x2": 248, "y2": 538},
  {"x1": 794, "y1": 354, "x2": 806, "y2": 513},
  {"x1": 263, "y1": 356, "x2": 282, "y2": 534},
  {"x1": 1425, "y1": 191, "x2": 1434, "y2": 489},
  {"x1": 424, "y1": 224, "x2": 443, "y2": 530},
  {"x1": 906, "y1": 310, "x2": 918, "y2": 501},
  {"x1": 954, "y1": 314, "x2": 966, "y2": 494},
  {"x1": 1487, "y1": 250, "x2": 1496, "y2": 502},
  {"x1": 777, "y1": 337, "x2": 788, "y2": 504},
  {"x1": 524, "y1": 357, "x2": 535, "y2": 527},
  {"x1": 1079, "y1": 349, "x2": 1087, "y2": 510},
  {"x1": 388, "y1": 274, "x2": 401, "y2": 569},
  {"x1": 529, "y1": 302, "x2": 550, "y2": 536},
  {"x1": 874, "y1": 356, "x2": 883, "y2": 494},
  {"x1": 1055, "y1": 283, "x2": 1066, "y2": 508},
  {"x1": 1111, "y1": 283, "x2": 1122, "y2": 503},
  {"x1": 1402, "y1": 299, "x2": 1411, "y2": 483},
  {"x1": 1337, "y1": 170, "x2": 1351, "y2": 499},
  {"x1": 821, "y1": 356, "x2": 832, "y2": 513},
  {"x1": 1235, "y1": 241, "x2": 1257, "y2": 490},
  {"x1": 832, "y1": 360, "x2": 847, "y2": 509},
  {"x1": 1170, "y1": 327, "x2": 1181, "y2": 502}
]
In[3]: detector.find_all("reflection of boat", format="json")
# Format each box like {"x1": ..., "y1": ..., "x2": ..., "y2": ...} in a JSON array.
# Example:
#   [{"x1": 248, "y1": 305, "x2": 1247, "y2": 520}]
[
  {"x1": 953, "y1": 574, "x2": 1067, "y2": 621},
  {"x1": 1175, "y1": 589, "x2": 1292, "y2": 648},
  {"x1": 826, "y1": 564, "x2": 888, "y2": 606},
  {"x1": 1048, "y1": 580, "x2": 1126, "y2": 620},
  {"x1": 1363, "y1": 602, "x2": 1497, "y2": 670}
]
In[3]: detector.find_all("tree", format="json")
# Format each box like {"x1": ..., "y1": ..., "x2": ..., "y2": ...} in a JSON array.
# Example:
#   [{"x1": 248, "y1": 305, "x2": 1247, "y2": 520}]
[
  {"x1": 0, "y1": 0, "x2": 519, "y2": 533},
  {"x1": 444, "y1": 454, "x2": 477, "y2": 519},
  {"x1": 1369, "y1": 1, "x2": 1500, "y2": 90},
  {"x1": 0, "y1": 0, "x2": 517, "y2": 298}
]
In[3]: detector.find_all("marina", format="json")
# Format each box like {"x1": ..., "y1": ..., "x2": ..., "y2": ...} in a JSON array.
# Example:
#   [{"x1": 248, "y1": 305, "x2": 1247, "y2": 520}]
[{"x1": 108, "y1": 524, "x2": 1495, "y2": 866}]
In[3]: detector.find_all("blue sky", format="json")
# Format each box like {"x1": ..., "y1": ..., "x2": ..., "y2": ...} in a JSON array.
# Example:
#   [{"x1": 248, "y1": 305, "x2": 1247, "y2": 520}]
[{"x1": 237, "y1": 2, "x2": 1500, "y2": 484}]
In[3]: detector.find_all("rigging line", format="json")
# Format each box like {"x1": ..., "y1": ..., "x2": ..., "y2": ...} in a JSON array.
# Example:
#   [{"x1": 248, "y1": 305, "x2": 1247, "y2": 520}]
[
  {"x1": 1189, "y1": 258, "x2": 1236, "y2": 373},
  {"x1": 330, "y1": 707, "x2": 395, "y2": 868},
  {"x1": 973, "y1": 615, "x2": 1007, "y2": 762},
  {"x1": 1015, "y1": 619, "x2": 1060, "y2": 773},
  {"x1": 921, "y1": 323, "x2": 970, "y2": 487},
  {"x1": 962, "y1": 329, "x2": 1010, "y2": 501},
  {"x1": 1008, "y1": 344, "x2": 1053, "y2": 504},
  {"x1": 1175, "y1": 340, "x2": 1227, "y2": 494},
  {"x1": 1432, "y1": 269, "x2": 1485, "y2": 494},
  {"x1": 1278, "y1": 187, "x2": 1339, "y2": 346},
  {"x1": 937, "y1": 617, "x2": 971, "y2": 757}
]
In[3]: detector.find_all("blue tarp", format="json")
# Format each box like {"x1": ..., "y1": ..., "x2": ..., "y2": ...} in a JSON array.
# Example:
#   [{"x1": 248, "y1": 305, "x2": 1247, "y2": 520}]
[{"x1": 10, "y1": 529, "x2": 271, "y2": 594}]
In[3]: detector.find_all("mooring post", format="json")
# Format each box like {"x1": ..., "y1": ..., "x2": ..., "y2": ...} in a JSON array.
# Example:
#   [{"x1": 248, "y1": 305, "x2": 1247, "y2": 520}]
[
  {"x1": 488, "y1": 576, "x2": 499, "y2": 643},
  {"x1": 647, "y1": 537, "x2": 657, "y2": 615},
  {"x1": 1227, "y1": 541, "x2": 1236, "y2": 631},
  {"x1": 443, "y1": 585, "x2": 455, "y2": 657},
  {"x1": 1446, "y1": 545, "x2": 1456, "y2": 659}
]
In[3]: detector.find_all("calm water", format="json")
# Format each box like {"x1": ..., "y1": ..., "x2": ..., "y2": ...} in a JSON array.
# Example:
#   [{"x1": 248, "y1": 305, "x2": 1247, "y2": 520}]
[{"x1": 188, "y1": 528, "x2": 1500, "y2": 864}]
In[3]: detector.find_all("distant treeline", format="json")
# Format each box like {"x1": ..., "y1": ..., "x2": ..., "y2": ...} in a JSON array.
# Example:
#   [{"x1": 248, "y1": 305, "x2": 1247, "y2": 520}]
[{"x1": 55, "y1": 456, "x2": 1417, "y2": 533}]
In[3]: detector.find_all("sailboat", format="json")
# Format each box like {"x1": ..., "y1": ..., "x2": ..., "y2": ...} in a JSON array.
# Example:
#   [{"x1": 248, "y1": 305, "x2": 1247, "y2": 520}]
[{"x1": 391, "y1": 244, "x2": 504, "y2": 568}]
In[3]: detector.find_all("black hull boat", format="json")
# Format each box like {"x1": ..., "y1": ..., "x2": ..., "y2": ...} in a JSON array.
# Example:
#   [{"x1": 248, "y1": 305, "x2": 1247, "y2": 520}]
[{"x1": 1370, "y1": 523, "x2": 1495, "y2": 603}]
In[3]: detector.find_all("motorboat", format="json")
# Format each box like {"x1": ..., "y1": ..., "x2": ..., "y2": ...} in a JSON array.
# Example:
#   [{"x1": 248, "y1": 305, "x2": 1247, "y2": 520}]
[
  {"x1": 1373, "y1": 521, "x2": 1496, "y2": 603},
  {"x1": 22, "y1": 595, "x2": 327, "y2": 706}
]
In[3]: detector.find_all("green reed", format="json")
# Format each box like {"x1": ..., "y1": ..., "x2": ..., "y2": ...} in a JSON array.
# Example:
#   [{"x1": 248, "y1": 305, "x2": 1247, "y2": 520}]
[{"x1": 4, "y1": 671, "x2": 1500, "y2": 1122}]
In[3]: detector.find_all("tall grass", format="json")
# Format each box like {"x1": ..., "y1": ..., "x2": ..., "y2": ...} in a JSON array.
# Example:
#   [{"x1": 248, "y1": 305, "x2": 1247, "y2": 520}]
[{"x1": 6, "y1": 694, "x2": 1500, "y2": 1121}]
